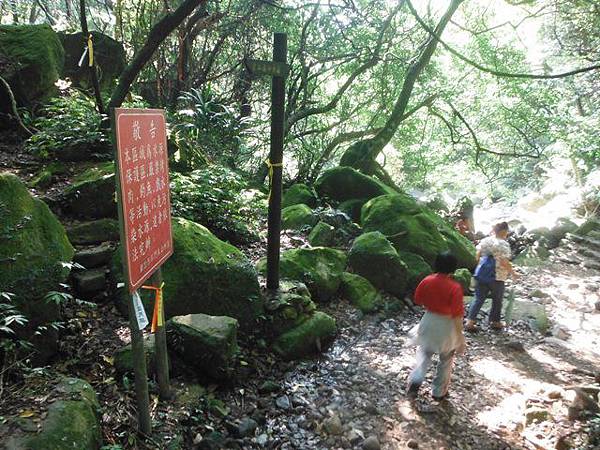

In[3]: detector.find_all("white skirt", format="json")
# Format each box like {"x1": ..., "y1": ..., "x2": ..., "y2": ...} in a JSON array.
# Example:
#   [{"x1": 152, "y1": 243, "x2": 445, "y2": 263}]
[{"x1": 408, "y1": 311, "x2": 461, "y2": 355}]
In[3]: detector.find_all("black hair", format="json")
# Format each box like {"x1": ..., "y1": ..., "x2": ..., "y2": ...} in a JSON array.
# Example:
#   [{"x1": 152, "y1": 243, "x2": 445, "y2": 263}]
[
  {"x1": 493, "y1": 221, "x2": 509, "y2": 234},
  {"x1": 434, "y1": 251, "x2": 457, "y2": 274}
]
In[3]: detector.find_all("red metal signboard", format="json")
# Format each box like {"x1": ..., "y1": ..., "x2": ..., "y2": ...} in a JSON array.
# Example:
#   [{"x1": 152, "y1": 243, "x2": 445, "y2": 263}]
[{"x1": 114, "y1": 108, "x2": 173, "y2": 292}]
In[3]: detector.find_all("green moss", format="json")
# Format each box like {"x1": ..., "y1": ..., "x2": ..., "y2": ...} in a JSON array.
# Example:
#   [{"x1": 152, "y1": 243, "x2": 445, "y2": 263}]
[
  {"x1": 282, "y1": 184, "x2": 318, "y2": 208},
  {"x1": 22, "y1": 378, "x2": 101, "y2": 449},
  {"x1": 308, "y1": 221, "x2": 335, "y2": 247},
  {"x1": 452, "y1": 268, "x2": 472, "y2": 293},
  {"x1": 265, "y1": 280, "x2": 316, "y2": 336},
  {"x1": 0, "y1": 24, "x2": 64, "y2": 104},
  {"x1": 348, "y1": 232, "x2": 407, "y2": 297},
  {"x1": 397, "y1": 251, "x2": 432, "y2": 291},
  {"x1": 273, "y1": 311, "x2": 337, "y2": 360},
  {"x1": 338, "y1": 198, "x2": 367, "y2": 223},
  {"x1": 114, "y1": 334, "x2": 156, "y2": 375},
  {"x1": 61, "y1": 162, "x2": 116, "y2": 219},
  {"x1": 66, "y1": 218, "x2": 120, "y2": 245},
  {"x1": 167, "y1": 314, "x2": 238, "y2": 379},
  {"x1": 575, "y1": 218, "x2": 600, "y2": 236},
  {"x1": 0, "y1": 173, "x2": 73, "y2": 321},
  {"x1": 28, "y1": 163, "x2": 67, "y2": 189},
  {"x1": 114, "y1": 218, "x2": 263, "y2": 330},
  {"x1": 258, "y1": 247, "x2": 347, "y2": 302},
  {"x1": 340, "y1": 272, "x2": 380, "y2": 313},
  {"x1": 281, "y1": 204, "x2": 317, "y2": 230},
  {"x1": 315, "y1": 167, "x2": 395, "y2": 203},
  {"x1": 361, "y1": 194, "x2": 476, "y2": 269}
]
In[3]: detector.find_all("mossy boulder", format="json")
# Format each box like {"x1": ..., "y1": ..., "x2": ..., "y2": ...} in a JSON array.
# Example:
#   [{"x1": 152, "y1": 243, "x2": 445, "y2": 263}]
[
  {"x1": 546, "y1": 218, "x2": 578, "y2": 249},
  {"x1": 282, "y1": 184, "x2": 318, "y2": 209},
  {"x1": 340, "y1": 272, "x2": 380, "y2": 313},
  {"x1": 0, "y1": 173, "x2": 73, "y2": 349},
  {"x1": 314, "y1": 167, "x2": 395, "y2": 203},
  {"x1": 397, "y1": 251, "x2": 432, "y2": 292},
  {"x1": 114, "y1": 218, "x2": 263, "y2": 330},
  {"x1": 348, "y1": 232, "x2": 408, "y2": 297},
  {"x1": 308, "y1": 221, "x2": 336, "y2": 247},
  {"x1": 167, "y1": 314, "x2": 239, "y2": 380},
  {"x1": 452, "y1": 268, "x2": 472, "y2": 294},
  {"x1": 361, "y1": 194, "x2": 476, "y2": 269},
  {"x1": 507, "y1": 299, "x2": 549, "y2": 333},
  {"x1": 0, "y1": 24, "x2": 64, "y2": 107},
  {"x1": 66, "y1": 218, "x2": 120, "y2": 245},
  {"x1": 272, "y1": 311, "x2": 337, "y2": 360},
  {"x1": 3, "y1": 377, "x2": 102, "y2": 449},
  {"x1": 281, "y1": 204, "x2": 317, "y2": 230},
  {"x1": 258, "y1": 247, "x2": 347, "y2": 302},
  {"x1": 338, "y1": 198, "x2": 367, "y2": 223},
  {"x1": 59, "y1": 31, "x2": 126, "y2": 91},
  {"x1": 264, "y1": 280, "x2": 317, "y2": 337},
  {"x1": 59, "y1": 162, "x2": 116, "y2": 219},
  {"x1": 113, "y1": 334, "x2": 156, "y2": 375},
  {"x1": 575, "y1": 218, "x2": 600, "y2": 236}
]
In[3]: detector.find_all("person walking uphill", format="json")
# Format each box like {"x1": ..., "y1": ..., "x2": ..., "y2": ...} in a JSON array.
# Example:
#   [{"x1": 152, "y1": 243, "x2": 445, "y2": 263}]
[
  {"x1": 406, "y1": 252, "x2": 466, "y2": 401},
  {"x1": 465, "y1": 221, "x2": 518, "y2": 332}
]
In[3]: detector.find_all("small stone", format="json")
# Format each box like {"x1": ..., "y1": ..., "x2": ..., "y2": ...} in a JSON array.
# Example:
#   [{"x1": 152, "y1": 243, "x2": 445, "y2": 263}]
[
  {"x1": 324, "y1": 414, "x2": 343, "y2": 435},
  {"x1": 407, "y1": 439, "x2": 419, "y2": 449},
  {"x1": 595, "y1": 301, "x2": 600, "y2": 312},
  {"x1": 347, "y1": 429, "x2": 362, "y2": 444},
  {"x1": 276, "y1": 395, "x2": 291, "y2": 410},
  {"x1": 256, "y1": 434, "x2": 268, "y2": 445},
  {"x1": 258, "y1": 380, "x2": 280, "y2": 394},
  {"x1": 506, "y1": 340, "x2": 525, "y2": 352},
  {"x1": 548, "y1": 390, "x2": 562, "y2": 400},
  {"x1": 530, "y1": 289, "x2": 549, "y2": 298},
  {"x1": 363, "y1": 402, "x2": 379, "y2": 415},
  {"x1": 362, "y1": 435, "x2": 381, "y2": 450},
  {"x1": 552, "y1": 325, "x2": 570, "y2": 341},
  {"x1": 525, "y1": 407, "x2": 552, "y2": 425},
  {"x1": 236, "y1": 417, "x2": 258, "y2": 438}
]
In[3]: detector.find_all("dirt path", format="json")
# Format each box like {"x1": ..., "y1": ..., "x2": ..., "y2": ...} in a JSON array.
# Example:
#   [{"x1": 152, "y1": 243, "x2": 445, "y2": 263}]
[{"x1": 258, "y1": 258, "x2": 600, "y2": 450}]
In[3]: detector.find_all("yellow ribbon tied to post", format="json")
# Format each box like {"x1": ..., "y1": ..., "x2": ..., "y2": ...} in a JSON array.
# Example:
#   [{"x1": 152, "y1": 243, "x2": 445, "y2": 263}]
[
  {"x1": 87, "y1": 34, "x2": 94, "y2": 67},
  {"x1": 141, "y1": 282, "x2": 165, "y2": 333},
  {"x1": 266, "y1": 159, "x2": 283, "y2": 201}
]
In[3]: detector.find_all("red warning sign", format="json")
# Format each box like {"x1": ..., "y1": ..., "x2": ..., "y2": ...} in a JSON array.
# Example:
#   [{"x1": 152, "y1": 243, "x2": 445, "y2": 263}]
[{"x1": 114, "y1": 108, "x2": 173, "y2": 292}]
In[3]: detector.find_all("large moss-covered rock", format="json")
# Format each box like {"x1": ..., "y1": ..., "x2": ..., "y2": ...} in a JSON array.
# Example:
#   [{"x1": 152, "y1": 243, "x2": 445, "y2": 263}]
[
  {"x1": 575, "y1": 218, "x2": 600, "y2": 236},
  {"x1": 258, "y1": 247, "x2": 347, "y2": 302},
  {"x1": 3, "y1": 377, "x2": 102, "y2": 449},
  {"x1": 452, "y1": 268, "x2": 472, "y2": 294},
  {"x1": 0, "y1": 173, "x2": 73, "y2": 337},
  {"x1": 59, "y1": 31, "x2": 126, "y2": 90},
  {"x1": 0, "y1": 24, "x2": 64, "y2": 107},
  {"x1": 340, "y1": 272, "x2": 380, "y2": 313},
  {"x1": 315, "y1": 167, "x2": 395, "y2": 203},
  {"x1": 114, "y1": 218, "x2": 262, "y2": 330},
  {"x1": 398, "y1": 251, "x2": 432, "y2": 292},
  {"x1": 66, "y1": 219, "x2": 120, "y2": 245},
  {"x1": 308, "y1": 221, "x2": 336, "y2": 247},
  {"x1": 59, "y1": 162, "x2": 116, "y2": 219},
  {"x1": 113, "y1": 334, "x2": 156, "y2": 375},
  {"x1": 281, "y1": 203, "x2": 317, "y2": 230},
  {"x1": 361, "y1": 194, "x2": 476, "y2": 269},
  {"x1": 264, "y1": 280, "x2": 317, "y2": 337},
  {"x1": 348, "y1": 232, "x2": 408, "y2": 297},
  {"x1": 338, "y1": 198, "x2": 367, "y2": 223},
  {"x1": 272, "y1": 311, "x2": 337, "y2": 360},
  {"x1": 282, "y1": 184, "x2": 318, "y2": 209},
  {"x1": 167, "y1": 314, "x2": 238, "y2": 379}
]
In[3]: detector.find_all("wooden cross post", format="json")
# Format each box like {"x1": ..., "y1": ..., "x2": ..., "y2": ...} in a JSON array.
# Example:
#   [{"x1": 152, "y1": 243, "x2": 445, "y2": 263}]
[{"x1": 245, "y1": 32, "x2": 288, "y2": 291}]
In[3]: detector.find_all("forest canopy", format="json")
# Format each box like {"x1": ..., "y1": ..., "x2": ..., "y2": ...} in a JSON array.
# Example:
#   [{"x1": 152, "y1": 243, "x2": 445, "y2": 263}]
[{"x1": 1, "y1": 0, "x2": 599, "y2": 202}]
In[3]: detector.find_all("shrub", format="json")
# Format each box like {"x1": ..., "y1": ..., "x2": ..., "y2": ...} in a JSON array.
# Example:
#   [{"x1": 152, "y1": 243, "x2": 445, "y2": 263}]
[
  {"x1": 25, "y1": 90, "x2": 110, "y2": 160},
  {"x1": 170, "y1": 166, "x2": 265, "y2": 244}
]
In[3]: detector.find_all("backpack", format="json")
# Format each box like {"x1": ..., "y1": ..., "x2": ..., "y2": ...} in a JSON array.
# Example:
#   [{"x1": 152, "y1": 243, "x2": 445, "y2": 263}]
[{"x1": 474, "y1": 255, "x2": 496, "y2": 283}]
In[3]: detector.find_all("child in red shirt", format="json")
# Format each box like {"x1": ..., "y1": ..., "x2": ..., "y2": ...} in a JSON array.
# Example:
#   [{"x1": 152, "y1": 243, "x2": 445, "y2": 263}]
[{"x1": 406, "y1": 252, "x2": 466, "y2": 400}]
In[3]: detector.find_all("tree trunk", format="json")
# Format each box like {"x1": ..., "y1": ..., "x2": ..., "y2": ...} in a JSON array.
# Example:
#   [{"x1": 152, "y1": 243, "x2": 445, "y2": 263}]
[
  {"x1": 79, "y1": 0, "x2": 105, "y2": 115},
  {"x1": 108, "y1": 0, "x2": 207, "y2": 109},
  {"x1": 341, "y1": 0, "x2": 464, "y2": 173}
]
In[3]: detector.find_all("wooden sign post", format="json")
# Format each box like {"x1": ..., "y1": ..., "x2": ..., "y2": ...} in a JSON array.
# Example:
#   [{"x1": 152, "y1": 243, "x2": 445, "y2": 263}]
[
  {"x1": 245, "y1": 33, "x2": 288, "y2": 291},
  {"x1": 111, "y1": 108, "x2": 174, "y2": 435}
]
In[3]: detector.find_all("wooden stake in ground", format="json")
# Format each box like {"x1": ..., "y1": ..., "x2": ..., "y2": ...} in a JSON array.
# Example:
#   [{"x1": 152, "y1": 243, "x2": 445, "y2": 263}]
[{"x1": 245, "y1": 33, "x2": 288, "y2": 291}]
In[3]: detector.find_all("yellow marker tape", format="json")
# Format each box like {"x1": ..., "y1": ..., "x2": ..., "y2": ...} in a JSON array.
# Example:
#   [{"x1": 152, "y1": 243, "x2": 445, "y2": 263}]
[
  {"x1": 87, "y1": 34, "x2": 94, "y2": 67},
  {"x1": 141, "y1": 282, "x2": 165, "y2": 333},
  {"x1": 266, "y1": 159, "x2": 283, "y2": 201}
]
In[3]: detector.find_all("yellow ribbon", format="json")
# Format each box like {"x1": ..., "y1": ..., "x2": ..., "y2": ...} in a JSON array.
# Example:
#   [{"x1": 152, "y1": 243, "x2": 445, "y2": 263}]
[
  {"x1": 87, "y1": 34, "x2": 94, "y2": 67},
  {"x1": 266, "y1": 159, "x2": 283, "y2": 201},
  {"x1": 141, "y1": 282, "x2": 165, "y2": 333}
]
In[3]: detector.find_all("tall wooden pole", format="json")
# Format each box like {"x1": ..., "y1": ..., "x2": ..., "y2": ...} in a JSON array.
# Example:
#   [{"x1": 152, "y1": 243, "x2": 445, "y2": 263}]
[{"x1": 266, "y1": 33, "x2": 287, "y2": 291}]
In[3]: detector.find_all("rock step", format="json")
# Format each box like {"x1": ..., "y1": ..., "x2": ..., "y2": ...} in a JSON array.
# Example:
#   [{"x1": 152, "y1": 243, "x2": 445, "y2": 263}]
[
  {"x1": 72, "y1": 268, "x2": 108, "y2": 298},
  {"x1": 579, "y1": 247, "x2": 600, "y2": 262},
  {"x1": 566, "y1": 233, "x2": 600, "y2": 252},
  {"x1": 73, "y1": 243, "x2": 115, "y2": 269},
  {"x1": 582, "y1": 259, "x2": 600, "y2": 271}
]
